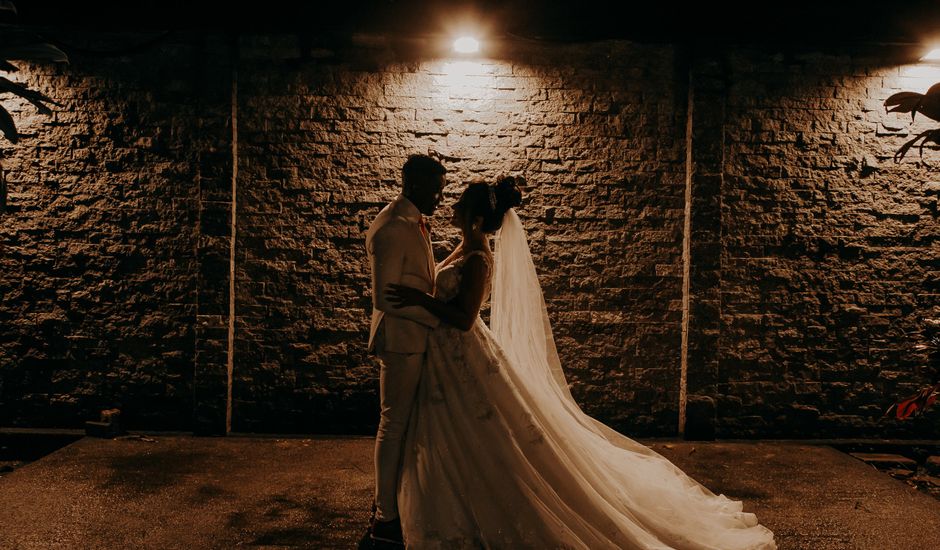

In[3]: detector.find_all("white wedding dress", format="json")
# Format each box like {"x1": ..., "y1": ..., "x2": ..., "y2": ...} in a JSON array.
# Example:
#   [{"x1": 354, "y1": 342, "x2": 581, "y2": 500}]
[{"x1": 398, "y1": 210, "x2": 777, "y2": 550}]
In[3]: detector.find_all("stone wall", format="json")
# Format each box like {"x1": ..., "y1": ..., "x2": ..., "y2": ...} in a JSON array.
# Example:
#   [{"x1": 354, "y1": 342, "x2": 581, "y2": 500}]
[
  {"x1": 694, "y1": 47, "x2": 940, "y2": 438},
  {"x1": 0, "y1": 31, "x2": 233, "y2": 430},
  {"x1": 231, "y1": 36, "x2": 687, "y2": 435},
  {"x1": 0, "y1": 31, "x2": 936, "y2": 438}
]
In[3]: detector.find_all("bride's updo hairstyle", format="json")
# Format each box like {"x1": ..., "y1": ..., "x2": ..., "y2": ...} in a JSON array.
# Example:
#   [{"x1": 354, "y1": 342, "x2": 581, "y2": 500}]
[{"x1": 462, "y1": 175, "x2": 524, "y2": 234}]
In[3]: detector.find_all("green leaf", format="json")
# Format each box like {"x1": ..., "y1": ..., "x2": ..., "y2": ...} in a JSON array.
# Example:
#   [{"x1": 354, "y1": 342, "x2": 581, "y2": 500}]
[
  {"x1": 884, "y1": 91, "x2": 922, "y2": 113},
  {"x1": 0, "y1": 42, "x2": 68, "y2": 63},
  {"x1": 0, "y1": 76, "x2": 59, "y2": 112},
  {"x1": 0, "y1": 24, "x2": 69, "y2": 70},
  {"x1": 0, "y1": 103, "x2": 18, "y2": 144}
]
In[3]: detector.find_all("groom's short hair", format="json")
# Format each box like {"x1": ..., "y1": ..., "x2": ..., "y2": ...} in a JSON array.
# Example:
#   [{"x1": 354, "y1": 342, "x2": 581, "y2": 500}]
[{"x1": 402, "y1": 154, "x2": 446, "y2": 191}]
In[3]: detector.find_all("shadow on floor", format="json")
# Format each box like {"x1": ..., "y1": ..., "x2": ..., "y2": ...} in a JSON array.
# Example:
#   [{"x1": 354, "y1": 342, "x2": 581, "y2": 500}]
[{"x1": 0, "y1": 434, "x2": 937, "y2": 550}]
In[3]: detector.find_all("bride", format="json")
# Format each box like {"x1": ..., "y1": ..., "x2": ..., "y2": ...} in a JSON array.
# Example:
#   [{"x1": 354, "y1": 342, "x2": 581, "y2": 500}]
[{"x1": 385, "y1": 177, "x2": 777, "y2": 550}]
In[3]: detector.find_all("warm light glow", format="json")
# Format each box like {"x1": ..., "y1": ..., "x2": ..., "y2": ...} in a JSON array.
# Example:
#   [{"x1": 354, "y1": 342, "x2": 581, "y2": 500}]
[
  {"x1": 921, "y1": 48, "x2": 940, "y2": 61},
  {"x1": 429, "y1": 60, "x2": 500, "y2": 104},
  {"x1": 453, "y1": 36, "x2": 480, "y2": 54},
  {"x1": 435, "y1": 61, "x2": 487, "y2": 89},
  {"x1": 897, "y1": 63, "x2": 940, "y2": 91},
  {"x1": 442, "y1": 61, "x2": 485, "y2": 75}
]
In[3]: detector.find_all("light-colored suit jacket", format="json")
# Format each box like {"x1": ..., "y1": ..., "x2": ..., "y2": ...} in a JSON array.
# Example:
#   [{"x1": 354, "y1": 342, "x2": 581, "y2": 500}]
[{"x1": 366, "y1": 194, "x2": 440, "y2": 354}]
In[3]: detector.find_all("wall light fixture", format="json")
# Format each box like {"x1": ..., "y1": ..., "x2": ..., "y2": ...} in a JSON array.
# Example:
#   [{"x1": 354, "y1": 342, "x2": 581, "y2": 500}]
[{"x1": 453, "y1": 36, "x2": 480, "y2": 54}]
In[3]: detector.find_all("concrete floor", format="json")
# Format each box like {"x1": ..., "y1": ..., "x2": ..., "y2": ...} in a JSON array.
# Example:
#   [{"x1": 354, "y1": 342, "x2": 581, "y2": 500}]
[{"x1": 0, "y1": 434, "x2": 938, "y2": 549}]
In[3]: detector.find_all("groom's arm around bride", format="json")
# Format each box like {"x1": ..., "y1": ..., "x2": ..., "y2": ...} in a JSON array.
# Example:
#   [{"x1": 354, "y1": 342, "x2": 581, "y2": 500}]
[{"x1": 366, "y1": 211, "x2": 440, "y2": 354}]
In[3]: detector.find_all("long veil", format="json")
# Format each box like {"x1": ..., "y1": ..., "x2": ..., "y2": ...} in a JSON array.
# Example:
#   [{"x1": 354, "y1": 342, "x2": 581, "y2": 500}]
[
  {"x1": 490, "y1": 208, "x2": 572, "y2": 403},
  {"x1": 491, "y1": 208, "x2": 661, "y2": 449},
  {"x1": 489, "y1": 208, "x2": 776, "y2": 549}
]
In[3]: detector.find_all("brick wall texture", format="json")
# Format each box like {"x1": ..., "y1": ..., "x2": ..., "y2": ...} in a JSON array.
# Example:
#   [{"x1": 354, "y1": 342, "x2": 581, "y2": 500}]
[
  {"x1": 0, "y1": 32, "x2": 937, "y2": 439},
  {"x1": 0, "y1": 31, "x2": 233, "y2": 430}
]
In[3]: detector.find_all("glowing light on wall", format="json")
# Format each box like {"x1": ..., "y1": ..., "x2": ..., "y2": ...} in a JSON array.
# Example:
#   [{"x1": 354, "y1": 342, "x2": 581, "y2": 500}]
[
  {"x1": 904, "y1": 45, "x2": 940, "y2": 84},
  {"x1": 895, "y1": 46, "x2": 940, "y2": 92},
  {"x1": 453, "y1": 36, "x2": 480, "y2": 54},
  {"x1": 433, "y1": 60, "x2": 496, "y2": 95},
  {"x1": 920, "y1": 48, "x2": 940, "y2": 61},
  {"x1": 442, "y1": 60, "x2": 486, "y2": 77},
  {"x1": 898, "y1": 63, "x2": 940, "y2": 90}
]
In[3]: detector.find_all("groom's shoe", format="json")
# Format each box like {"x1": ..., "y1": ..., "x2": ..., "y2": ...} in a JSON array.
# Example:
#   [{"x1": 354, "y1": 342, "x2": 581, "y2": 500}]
[
  {"x1": 370, "y1": 517, "x2": 404, "y2": 547},
  {"x1": 359, "y1": 501, "x2": 404, "y2": 549}
]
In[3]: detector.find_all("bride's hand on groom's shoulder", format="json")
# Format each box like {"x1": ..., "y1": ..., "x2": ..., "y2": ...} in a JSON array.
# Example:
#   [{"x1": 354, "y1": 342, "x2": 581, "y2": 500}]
[{"x1": 386, "y1": 283, "x2": 426, "y2": 309}]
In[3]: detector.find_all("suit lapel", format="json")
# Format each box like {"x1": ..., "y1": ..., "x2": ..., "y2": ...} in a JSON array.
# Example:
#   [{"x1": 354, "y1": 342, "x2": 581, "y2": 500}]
[
  {"x1": 421, "y1": 225, "x2": 435, "y2": 280},
  {"x1": 391, "y1": 197, "x2": 435, "y2": 282}
]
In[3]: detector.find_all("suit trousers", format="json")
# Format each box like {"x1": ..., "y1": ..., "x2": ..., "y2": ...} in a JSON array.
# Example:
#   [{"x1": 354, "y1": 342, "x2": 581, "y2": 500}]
[{"x1": 373, "y1": 327, "x2": 425, "y2": 522}]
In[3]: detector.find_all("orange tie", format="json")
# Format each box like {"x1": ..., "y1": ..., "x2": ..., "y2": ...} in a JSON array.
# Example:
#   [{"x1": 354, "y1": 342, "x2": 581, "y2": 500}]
[
  {"x1": 419, "y1": 216, "x2": 435, "y2": 285},
  {"x1": 418, "y1": 216, "x2": 430, "y2": 241}
]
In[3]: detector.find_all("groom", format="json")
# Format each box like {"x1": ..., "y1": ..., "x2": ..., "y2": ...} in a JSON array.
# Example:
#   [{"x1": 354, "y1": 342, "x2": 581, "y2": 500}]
[{"x1": 362, "y1": 154, "x2": 446, "y2": 547}]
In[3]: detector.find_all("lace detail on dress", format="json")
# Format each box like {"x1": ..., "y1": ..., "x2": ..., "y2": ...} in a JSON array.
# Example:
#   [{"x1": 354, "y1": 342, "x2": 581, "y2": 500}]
[
  {"x1": 433, "y1": 249, "x2": 493, "y2": 304},
  {"x1": 426, "y1": 249, "x2": 496, "y2": 424}
]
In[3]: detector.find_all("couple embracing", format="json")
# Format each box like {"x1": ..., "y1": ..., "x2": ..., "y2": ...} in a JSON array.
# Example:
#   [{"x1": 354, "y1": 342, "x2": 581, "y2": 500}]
[{"x1": 362, "y1": 154, "x2": 777, "y2": 549}]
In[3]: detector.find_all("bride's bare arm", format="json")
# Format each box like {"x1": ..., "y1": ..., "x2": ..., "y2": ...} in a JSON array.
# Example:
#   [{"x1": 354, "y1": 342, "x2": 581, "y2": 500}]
[{"x1": 386, "y1": 255, "x2": 489, "y2": 332}]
